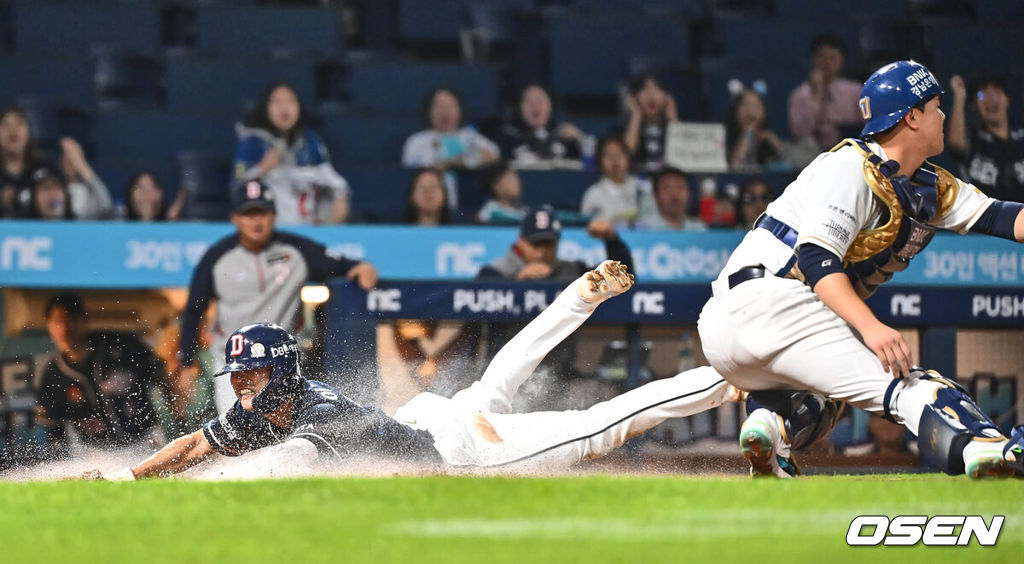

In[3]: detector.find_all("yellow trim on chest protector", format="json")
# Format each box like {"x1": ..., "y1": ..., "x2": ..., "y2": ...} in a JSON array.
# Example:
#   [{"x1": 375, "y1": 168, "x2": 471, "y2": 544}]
[{"x1": 830, "y1": 140, "x2": 959, "y2": 264}]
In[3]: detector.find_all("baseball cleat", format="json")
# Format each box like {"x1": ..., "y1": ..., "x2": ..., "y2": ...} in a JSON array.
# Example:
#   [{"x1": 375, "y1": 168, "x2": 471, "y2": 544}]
[
  {"x1": 965, "y1": 447, "x2": 1015, "y2": 479},
  {"x1": 1004, "y1": 426, "x2": 1024, "y2": 476},
  {"x1": 740, "y1": 409, "x2": 799, "y2": 478},
  {"x1": 576, "y1": 260, "x2": 634, "y2": 304},
  {"x1": 965, "y1": 426, "x2": 1024, "y2": 479}
]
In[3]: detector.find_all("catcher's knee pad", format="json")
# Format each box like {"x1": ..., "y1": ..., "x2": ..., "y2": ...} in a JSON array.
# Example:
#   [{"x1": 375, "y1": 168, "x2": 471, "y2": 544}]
[
  {"x1": 915, "y1": 369, "x2": 1004, "y2": 475},
  {"x1": 747, "y1": 391, "x2": 842, "y2": 451}
]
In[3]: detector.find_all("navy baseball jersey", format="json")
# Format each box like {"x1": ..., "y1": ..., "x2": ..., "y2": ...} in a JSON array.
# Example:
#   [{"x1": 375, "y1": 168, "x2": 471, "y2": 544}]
[
  {"x1": 955, "y1": 126, "x2": 1024, "y2": 203},
  {"x1": 202, "y1": 379, "x2": 442, "y2": 466}
]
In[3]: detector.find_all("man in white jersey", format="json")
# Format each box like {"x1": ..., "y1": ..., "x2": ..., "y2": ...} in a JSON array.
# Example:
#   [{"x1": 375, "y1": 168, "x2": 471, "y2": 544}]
[{"x1": 698, "y1": 61, "x2": 1024, "y2": 478}]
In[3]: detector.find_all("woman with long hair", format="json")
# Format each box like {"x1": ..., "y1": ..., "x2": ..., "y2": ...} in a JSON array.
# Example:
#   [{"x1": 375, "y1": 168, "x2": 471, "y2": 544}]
[{"x1": 234, "y1": 81, "x2": 350, "y2": 224}]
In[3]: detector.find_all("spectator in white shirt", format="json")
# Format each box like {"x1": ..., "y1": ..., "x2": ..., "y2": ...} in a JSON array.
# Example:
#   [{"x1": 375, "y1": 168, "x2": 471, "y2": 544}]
[{"x1": 580, "y1": 137, "x2": 654, "y2": 224}]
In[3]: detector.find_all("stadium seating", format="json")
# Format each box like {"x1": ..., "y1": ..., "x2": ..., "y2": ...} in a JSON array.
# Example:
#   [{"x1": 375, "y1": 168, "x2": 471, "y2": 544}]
[
  {"x1": 0, "y1": 56, "x2": 95, "y2": 108},
  {"x1": 772, "y1": 0, "x2": 908, "y2": 20},
  {"x1": 339, "y1": 166, "x2": 418, "y2": 222},
  {"x1": 13, "y1": 2, "x2": 162, "y2": 56},
  {"x1": 194, "y1": 5, "x2": 342, "y2": 57},
  {"x1": 0, "y1": 0, "x2": 1019, "y2": 226},
  {"x1": 518, "y1": 169, "x2": 600, "y2": 211},
  {"x1": 709, "y1": 18, "x2": 861, "y2": 74},
  {"x1": 396, "y1": 0, "x2": 533, "y2": 43},
  {"x1": 976, "y1": 0, "x2": 1024, "y2": 22},
  {"x1": 93, "y1": 109, "x2": 235, "y2": 162},
  {"x1": 347, "y1": 61, "x2": 501, "y2": 118},
  {"x1": 396, "y1": 0, "x2": 467, "y2": 43},
  {"x1": 924, "y1": 25, "x2": 1023, "y2": 75},
  {"x1": 319, "y1": 113, "x2": 420, "y2": 166},
  {"x1": 164, "y1": 57, "x2": 317, "y2": 112},
  {"x1": 546, "y1": 13, "x2": 691, "y2": 97}
]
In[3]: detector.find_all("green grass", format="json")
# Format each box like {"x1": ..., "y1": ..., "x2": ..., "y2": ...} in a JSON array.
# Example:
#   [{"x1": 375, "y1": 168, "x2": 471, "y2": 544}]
[{"x1": 0, "y1": 474, "x2": 1018, "y2": 563}]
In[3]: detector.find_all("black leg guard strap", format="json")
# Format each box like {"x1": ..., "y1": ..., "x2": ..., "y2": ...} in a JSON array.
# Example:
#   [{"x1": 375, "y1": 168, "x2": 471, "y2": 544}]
[
  {"x1": 747, "y1": 391, "x2": 842, "y2": 452},
  {"x1": 882, "y1": 376, "x2": 903, "y2": 423}
]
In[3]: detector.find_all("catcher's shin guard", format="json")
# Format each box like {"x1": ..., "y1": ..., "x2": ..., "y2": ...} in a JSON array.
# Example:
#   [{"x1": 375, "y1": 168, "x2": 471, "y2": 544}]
[
  {"x1": 914, "y1": 370, "x2": 1006, "y2": 475},
  {"x1": 746, "y1": 390, "x2": 842, "y2": 451}
]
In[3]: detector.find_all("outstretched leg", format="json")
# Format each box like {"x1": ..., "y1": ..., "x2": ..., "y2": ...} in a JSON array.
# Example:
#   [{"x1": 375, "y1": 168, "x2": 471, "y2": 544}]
[
  {"x1": 468, "y1": 366, "x2": 737, "y2": 470},
  {"x1": 449, "y1": 261, "x2": 634, "y2": 414}
]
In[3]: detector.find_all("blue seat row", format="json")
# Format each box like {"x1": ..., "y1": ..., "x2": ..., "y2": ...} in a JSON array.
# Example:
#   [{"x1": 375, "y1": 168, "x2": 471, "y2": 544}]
[{"x1": 10, "y1": 2, "x2": 341, "y2": 57}]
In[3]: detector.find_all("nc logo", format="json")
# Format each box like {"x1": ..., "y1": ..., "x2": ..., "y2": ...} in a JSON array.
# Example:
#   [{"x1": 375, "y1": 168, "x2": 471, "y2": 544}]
[
  {"x1": 891, "y1": 293, "x2": 922, "y2": 317},
  {"x1": 367, "y1": 289, "x2": 402, "y2": 312},
  {"x1": 436, "y1": 243, "x2": 485, "y2": 276},
  {"x1": 632, "y1": 291, "x2": 665, "y2": 315},
  {"x1": 1, "y1": 236, "x2": 52, "y2": 271}
]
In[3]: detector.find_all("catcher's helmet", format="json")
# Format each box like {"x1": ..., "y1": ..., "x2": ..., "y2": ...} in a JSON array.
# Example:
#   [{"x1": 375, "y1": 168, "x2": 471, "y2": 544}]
[
  {"x1": 859, "y1": 60, "x2": 944, "y2": 137},
  {"x1": 216, "y1": 323, "x2": 301, "y2": 413}
]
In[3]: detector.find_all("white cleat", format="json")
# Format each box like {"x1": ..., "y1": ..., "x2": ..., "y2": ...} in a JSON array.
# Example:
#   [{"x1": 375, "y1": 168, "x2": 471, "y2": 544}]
[
  {"x1": 964, "y1": 440, "x2": 1016, "y2": 479},
  {"x1": 576, "y1": 260, "x2": 635, "y2": 304}
]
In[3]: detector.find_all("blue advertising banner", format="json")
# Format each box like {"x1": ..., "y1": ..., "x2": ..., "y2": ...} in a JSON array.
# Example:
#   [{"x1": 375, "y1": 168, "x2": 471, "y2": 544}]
[
  {"x1": 327, "y1": 280, "x2": 1024, "y2": 327},
  {"x1": 0, "y1": 220, "x2": 1022, "y2": 288}
]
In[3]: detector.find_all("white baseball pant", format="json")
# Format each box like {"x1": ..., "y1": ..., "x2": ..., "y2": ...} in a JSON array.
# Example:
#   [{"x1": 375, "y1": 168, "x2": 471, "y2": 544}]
[
  {"x1": 395, "y1": 280, "x2": 736, "y2": 470},
  {"x1": 698, "y1": 275, "x2": 941, "y2": 436}
]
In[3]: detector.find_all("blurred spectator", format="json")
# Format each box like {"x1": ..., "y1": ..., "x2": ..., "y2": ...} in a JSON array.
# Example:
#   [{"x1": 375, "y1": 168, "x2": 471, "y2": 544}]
[
  {"x1": 179, "y1": 179, "x2": 377, "y2": 412},
  {"x1": 581, "y1": 137, "x2": 655, "y2": 224},
  {"x1": 787, "y1": 34, "x2": 862, "y2": 151},
  {"x1": 124, "y1": 172, "x2": 186, "y2": 222},
  {"x1": 234, "y1": 81, "x2": 350, "y2": 225},
  {"x1": 475, "y1": 206, "x2": 633, "y2": 405},
  {"x1": 404, "y1": 168, "x2": 452, "y2": 225},
  {"x1": 35, "y1": 294, "x2": 183, "y2": 458},
  {"x1": 623, "y1": 73, "x2": 678, "y2": 171},
  {"x1": 394, "y1": 170, "x2": 471, "y2": 399},
  {"x1": 478, "y1": 204, "x2": 633, "y2": 281},
  {"x1": 29, "y1": 166, "x2": 73, "y2": 220},
  {"x1": 0, "y1": 107, "x2": 48, "y2": 218},
  {"x1": 709, "y1": 192, "x2": 738, "y2": 228},
  {"x1": 948, "y1": 74, "x2": 1024, "y2": 203},
  {"x1": 402, "y1": 88, "x2": 500, "y2": 209},
  {"x1": 735, "y1": 176, "x2": 774, "y2": 228},
  {"x1": 60, "y1": 137, "x2": 113, "y2": 219},
  {"x1": 495, "y1": 84, "x2": 591, "y2": 168},
  {"x1": 636, "y1": 167, "x2": 706, "y2": 230},
  {"x1": 726, "y1": 87, "x2": 786, "y2": 171},
  {"x1": 125, "y1": 172, "x2": 168, "y2": 221},
  {"x1": 476, "y1": 161, "x2": 526, "y2": 224}
]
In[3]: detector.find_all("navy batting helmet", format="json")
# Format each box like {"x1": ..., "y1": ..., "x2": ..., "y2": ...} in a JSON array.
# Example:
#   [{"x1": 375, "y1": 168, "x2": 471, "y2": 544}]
[
  {"x1": 216, "y1": 323, "x2": 302, "y2": 413},
  {"x1": 859, "y1": 60, "x2": 944, "y2": 137}
]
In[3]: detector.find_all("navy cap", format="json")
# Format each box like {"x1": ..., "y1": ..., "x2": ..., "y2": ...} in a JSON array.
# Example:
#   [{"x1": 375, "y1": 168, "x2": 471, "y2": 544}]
[
  {"x1": 519, "y1": 205, "x2": 561, "y2": 243},
  {"x1": 231, "y1": 179, "x2": 275, "y2": 213}
]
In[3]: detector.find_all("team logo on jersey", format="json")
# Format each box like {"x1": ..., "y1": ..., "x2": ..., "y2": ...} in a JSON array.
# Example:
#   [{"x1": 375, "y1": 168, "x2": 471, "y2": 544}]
[
  {"x1": 229, "y1": 334, "x2": 245, "y2": 356},
  {"x1": 250, "y1": 343, "x2": 266, "y2": 358},
  {"x1": 859, "y1": 97, "x2": 871, "y2": 120}
]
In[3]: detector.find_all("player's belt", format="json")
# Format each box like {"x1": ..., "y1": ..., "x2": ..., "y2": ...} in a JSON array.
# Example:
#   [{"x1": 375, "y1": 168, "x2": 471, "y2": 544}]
[{"x1": 727, "y1": 266, "x2": 766, "y2": 289}]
